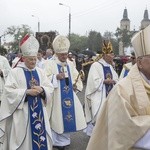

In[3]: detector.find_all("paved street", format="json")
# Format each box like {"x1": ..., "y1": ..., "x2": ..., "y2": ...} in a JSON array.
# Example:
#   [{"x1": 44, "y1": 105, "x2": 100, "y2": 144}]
[{"x1": 53, "y1": 85, "x2": 90, "y2": 150}]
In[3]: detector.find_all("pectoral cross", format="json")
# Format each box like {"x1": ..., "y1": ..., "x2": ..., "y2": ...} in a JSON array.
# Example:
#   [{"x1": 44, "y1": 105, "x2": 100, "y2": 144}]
[{"x1": 29, "y1": 72, "x2": 38, "y2": 88}]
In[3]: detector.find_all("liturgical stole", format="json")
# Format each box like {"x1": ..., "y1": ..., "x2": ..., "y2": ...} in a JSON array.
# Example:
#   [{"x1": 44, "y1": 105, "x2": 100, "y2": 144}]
[
  {"x1": 100, "y1": 63, "x2": 113, "y2": 96},
  {"x1": 57, "y1": 64, "x2": 76, "y2": 133},
  {"x1": 23, "y1": 69, "x2": 48, "y2": 150}
]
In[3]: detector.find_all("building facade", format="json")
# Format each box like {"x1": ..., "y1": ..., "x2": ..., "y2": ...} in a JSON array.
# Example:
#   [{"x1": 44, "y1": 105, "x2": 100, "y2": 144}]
[{"x1": 119, "y1": 8, "x2": 150, "y2": 55}]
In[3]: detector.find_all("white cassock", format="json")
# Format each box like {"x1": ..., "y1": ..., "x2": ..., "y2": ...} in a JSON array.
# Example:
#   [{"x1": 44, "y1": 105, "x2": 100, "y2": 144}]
[
  {"x1": 0, "y1": 55, "x2": 11, "y2": 102},
  {"x1": 0, "y1": 63, "x2": 54, "y2": 150},
  {"x1": 84, "y1": 58, "x2": 118, "y2": 136},
  {"x1": 44, "y1": 56, "x2": 87, "y2": 147}
]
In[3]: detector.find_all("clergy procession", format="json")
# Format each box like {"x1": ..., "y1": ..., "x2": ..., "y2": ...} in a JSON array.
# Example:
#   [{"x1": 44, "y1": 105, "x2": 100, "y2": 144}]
[{"x1": 0, "y1": 24, "x2": 150, "y2": 150}]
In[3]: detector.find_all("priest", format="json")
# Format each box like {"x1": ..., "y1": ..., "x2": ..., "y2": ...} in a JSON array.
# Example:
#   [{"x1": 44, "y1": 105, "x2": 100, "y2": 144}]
[
  {"x1": 44, "y1": 35, "x2": 87, "y2": 150},
  {"x1": 0, "y1": 34, "x2": 54, "y2": 150},
  {"x1": 84, "y1": 40, "x2": 118, "y2": 136}
]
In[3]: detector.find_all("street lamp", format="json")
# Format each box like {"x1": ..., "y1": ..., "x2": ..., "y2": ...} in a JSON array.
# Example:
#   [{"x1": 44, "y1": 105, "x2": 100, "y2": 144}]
[
  {"x1": 18, "y1": 35, "x2": 22, "y2": 53},
  {"x1": 0, "y1": 34, "x2": 5, "y2": 47},
  {"x1": 32, "y1": 15, "x2": 40, "y2": 32},
  {"x1": 59, "y1": 3, "x2": 71, "y2": 40}
]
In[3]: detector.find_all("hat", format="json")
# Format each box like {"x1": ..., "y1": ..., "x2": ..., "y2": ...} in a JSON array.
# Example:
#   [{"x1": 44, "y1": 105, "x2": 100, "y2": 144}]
[
  {"x1": 20, "y1": 34, "x2": 39, "y2": 56},
  {"x1": 102, "y1": 40, "x2": 113, "y2": 54},
  {"x1": 131, "y1": 25, "x2": 150, "y2": 58},
  {"x1": 52, "y1": 35, "x2": 70, "y2": 53}
]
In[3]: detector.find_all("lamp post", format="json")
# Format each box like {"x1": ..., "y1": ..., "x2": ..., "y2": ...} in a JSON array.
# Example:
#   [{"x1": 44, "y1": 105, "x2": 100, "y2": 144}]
[
  {"x1": 0, "y1": 34, "x2": 5, "y2": 48},
  {"x1": 32, "y1": 15, "x2": 40, "y2": 32},
  {"x1": 18, "y1": 35, "x2": 22, "y2": 53},
  {"x1": 59, "y1": 3, "x2": 71, "y2": 40}
]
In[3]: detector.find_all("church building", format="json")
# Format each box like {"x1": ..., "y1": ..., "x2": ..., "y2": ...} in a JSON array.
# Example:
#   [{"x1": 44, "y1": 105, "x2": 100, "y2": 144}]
[{"x1": 119, "y1": 7, "x2": 150, "y2": 55}]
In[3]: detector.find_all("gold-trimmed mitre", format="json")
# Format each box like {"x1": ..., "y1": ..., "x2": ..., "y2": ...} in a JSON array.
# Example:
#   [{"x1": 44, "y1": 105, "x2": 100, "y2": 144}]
[
  {"x1": 52, "y1": 35, "x2": 70, "y2": 53},
  {"x1": 102, "y1": 40, "x2": 113, "y2": 54}
]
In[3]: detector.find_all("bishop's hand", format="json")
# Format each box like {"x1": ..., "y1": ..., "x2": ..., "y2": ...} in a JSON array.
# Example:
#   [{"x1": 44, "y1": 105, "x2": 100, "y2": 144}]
[
  {"x1": 56, "y1": 72, "x2": 65, "y2": 80},
  {"x1": 26, "y1": 86, "x2": 43, "y2": 96}
]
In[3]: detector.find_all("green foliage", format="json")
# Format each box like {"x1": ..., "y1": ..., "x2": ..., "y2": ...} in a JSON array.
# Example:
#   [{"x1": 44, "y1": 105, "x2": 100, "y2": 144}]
[
  {"x1": 69, "y1": 33, "x2": 88, "y2": 53},
  {"x1": 87, "y1": 30, "x2": 102, "y2": 53},
  {"x1": 69, "y1": 31, "x2": 119, "y2": 55},
  {"x1": 0, "y1": 46, "x2": 7, "y2": 55},
  {"x1": 115, "y1": 28, "x2": 132, "y2": 47},
  {"x1": 3, "y1": 24, "x2": 133, "y2": 56},
  {"x1": 5, "y1": 24, "x2": 33, "y2": 53},
  {"x1": 111, "y1": 38, "x2": 119, "y2": 55}
]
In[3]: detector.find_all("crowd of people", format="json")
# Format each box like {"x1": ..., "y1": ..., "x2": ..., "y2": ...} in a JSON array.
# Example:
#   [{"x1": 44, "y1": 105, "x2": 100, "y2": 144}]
[{"x1": 0, "y1": 24, "x2": 150, "y2": 150}]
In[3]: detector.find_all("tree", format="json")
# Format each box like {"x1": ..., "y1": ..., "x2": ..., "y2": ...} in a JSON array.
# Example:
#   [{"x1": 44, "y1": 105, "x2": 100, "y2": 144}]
[
  {"x1": 103, "y1": 31, "x2": 114, "y2": 39},
  {"x1": 87, "y1": 30, "x2": 102, "y2": 53},
  {"x1": 115, "y1": 28, "x2": 132, "y2": 47},
  {"x1": 69, "y1": 33, "x2": 88, "y2": 54},
  {"x1": 0, "y1": 46, "x2": 7, "y2": 55},
  {"x1": 5, "y1": 25, "x2": 33, "y2": 52}
]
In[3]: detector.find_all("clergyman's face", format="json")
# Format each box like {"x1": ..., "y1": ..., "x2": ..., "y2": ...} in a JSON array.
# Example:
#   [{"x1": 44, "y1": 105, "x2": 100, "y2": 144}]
[
  {"x1": 137, "y1": 55, "x2": 150, "y2": 79},
  {"x1": 103, "y1": 53, "x2": 114, "y2": 64},
  {"x1": 23, "y1": 56, "x2": 37, "y2": 69},
  {"x1": 56, "y1": 53, "x2": 68, "y2": 62}
]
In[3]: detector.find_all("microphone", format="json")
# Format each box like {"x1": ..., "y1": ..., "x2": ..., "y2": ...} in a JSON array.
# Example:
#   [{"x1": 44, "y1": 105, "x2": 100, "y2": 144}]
[{"x1": 63, "y1": 64, "x2": 69, "y2": 86}]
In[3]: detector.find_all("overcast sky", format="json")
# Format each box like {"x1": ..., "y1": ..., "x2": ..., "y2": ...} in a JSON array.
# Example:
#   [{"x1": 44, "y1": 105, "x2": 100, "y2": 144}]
[{"x1": 1, "y1": 0, "x2": 150, "y2": 41}]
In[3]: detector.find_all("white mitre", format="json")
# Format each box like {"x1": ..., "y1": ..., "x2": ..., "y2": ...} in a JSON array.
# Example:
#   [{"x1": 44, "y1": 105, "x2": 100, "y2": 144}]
[
  {"x1": 20, "y1": 34, "x2": 39, "y2": 56},
  {"x1": 52, "y1": 35, "x2": 70, "y2": 53},
  {"x1": 131, "y1": 25, "x2": 150, "y2": 58}
]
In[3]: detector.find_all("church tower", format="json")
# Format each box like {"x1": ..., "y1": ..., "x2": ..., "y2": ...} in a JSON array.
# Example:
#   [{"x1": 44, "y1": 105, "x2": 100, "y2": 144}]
[
  {"x1": 119, "y1": 8, "x2": 130, "y2": 55},
  {"x1": 141, "y1": 9, "x2": 150, "y2": 29},
  {"x1": 120, "y1": 7, "x2": 130, "y2": 31}
]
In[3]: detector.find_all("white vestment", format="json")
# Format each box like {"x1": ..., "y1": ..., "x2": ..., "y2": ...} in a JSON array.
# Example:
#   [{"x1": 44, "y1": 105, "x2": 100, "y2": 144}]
[
  {"x1": 85, "y1": 58, "x2": 118, "y2": 123},
  {"x1": 0, "y1": 55, "x2": 11, "y2": 102},
  {"x1": 44, "y1": 56, "x2": 87, "y2": 146},
  {"x1": 36, "y1": 58, "x2": 46, "y2": 69},
  {"x1": 86, "y1": 64, "x2": 150, "y2": 150},
  {"x1": 45, "y1": 57, "x2": 86, "y2": 134},
  {"x1": 84, "y1": 58, "x2": 118, "y2": 136},
  {"x1": 0, "y1": 63, "x2": 54, "y2": 150}
]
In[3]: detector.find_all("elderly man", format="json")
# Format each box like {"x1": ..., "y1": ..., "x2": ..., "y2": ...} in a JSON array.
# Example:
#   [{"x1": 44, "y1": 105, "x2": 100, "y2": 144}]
[
  {"x1": 84, "y1": 40, "x2": 118, "y2": 136},
  {"x1": 0, "y1": 34, "x2": 54, "y2": 150},
  {"x1": 86, "y1": 25, "x2": 150, "y2": 150},
  {"x1": 0, "y1": 54, "x2": 11, "y2": 104},
  {"x1": 44, "y1": 35, "x2": 87, "y2": 150}
]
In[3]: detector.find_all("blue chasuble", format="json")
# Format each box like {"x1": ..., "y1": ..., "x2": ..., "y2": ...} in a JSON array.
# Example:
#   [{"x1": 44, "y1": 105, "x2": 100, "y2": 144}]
[
  {"x1": 23, "y1": 69, "x2": 48, "y2": 150},
  {"x1": 57, "y1": 64, "x2": 76, "y2": 133},
  {"x1": 100, "y1": 63, "x2": 113, "y2": 97}
]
